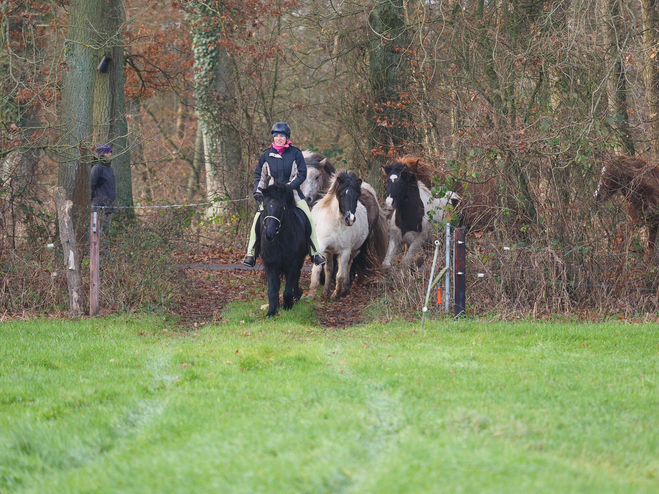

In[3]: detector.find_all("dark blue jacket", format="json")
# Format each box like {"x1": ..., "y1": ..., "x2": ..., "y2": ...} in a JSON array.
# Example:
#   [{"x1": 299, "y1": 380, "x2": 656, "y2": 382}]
[
  {"x1": 91, "y1": 159, "x2": 116, "y2": 209},
  {"x1": 254, "y1": 145, "x2": 307, "y2": 202}
]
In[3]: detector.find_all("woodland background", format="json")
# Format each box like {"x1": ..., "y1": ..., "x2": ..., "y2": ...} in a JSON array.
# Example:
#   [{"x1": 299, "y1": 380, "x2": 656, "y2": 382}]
[{"x1": 3, "y1": 0, "x2": 659, "y2": 317}]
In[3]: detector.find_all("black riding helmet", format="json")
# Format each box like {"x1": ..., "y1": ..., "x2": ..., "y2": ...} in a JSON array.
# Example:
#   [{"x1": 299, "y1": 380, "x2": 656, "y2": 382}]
[{"x1": 271, "y1": 122, "x2": 291, "y2": 138}]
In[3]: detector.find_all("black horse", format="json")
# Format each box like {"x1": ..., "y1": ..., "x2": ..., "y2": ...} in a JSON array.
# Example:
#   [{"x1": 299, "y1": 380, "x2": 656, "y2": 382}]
[{"x1": 258, "y1": 183, "x2": 310, "y2": 317}]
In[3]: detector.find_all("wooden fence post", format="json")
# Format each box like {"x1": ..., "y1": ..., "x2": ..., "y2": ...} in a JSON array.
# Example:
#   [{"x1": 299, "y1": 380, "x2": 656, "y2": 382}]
[
  {"x1": 52, "y1": 186, "x2": 83, "y2": 315},
  {"x1": 90, "y1": 211, "x2": 100, "y2": 316},
  {"x1": 454, "y1": 227, "x2": 466, "y2": 317}
]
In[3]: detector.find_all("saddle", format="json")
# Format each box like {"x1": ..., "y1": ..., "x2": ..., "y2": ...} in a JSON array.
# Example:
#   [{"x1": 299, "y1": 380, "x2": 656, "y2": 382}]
[{"x1": 253, "y1": 208, "x2": 312, "y2": 258}]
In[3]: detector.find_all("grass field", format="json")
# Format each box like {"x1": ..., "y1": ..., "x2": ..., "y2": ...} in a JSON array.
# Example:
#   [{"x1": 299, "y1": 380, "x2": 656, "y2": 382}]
[{"x1": 1, "y1": 304, "x2": 658, "y2": 493}]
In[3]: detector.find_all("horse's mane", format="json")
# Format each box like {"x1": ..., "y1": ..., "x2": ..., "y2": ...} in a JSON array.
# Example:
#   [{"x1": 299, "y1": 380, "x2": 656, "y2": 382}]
[
  {"x1": 263, "y1": 182, "x2": 295, "y2": 207},
  {"x1": 303, "y1": 151, "x2": 337, "y2": 175},
  {"x1": 385, "y1": 161, "x2": 432, "y2": 196},
  {"x1": 397, "y1": 155, "x2": 436, "y2": 188},
  {"x1": 317, "y1": 171, "x2": 360, "y2": 209}
]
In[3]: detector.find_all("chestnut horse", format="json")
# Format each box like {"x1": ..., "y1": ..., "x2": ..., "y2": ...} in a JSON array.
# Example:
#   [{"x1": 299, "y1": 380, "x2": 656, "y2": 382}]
[{"x1": 594, "y1": 154, "x2": 659, "y2": 262}]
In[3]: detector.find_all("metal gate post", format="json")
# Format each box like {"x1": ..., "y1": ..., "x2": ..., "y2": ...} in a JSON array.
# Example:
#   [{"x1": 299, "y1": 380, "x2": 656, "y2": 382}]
[
  {"x1": 445, "y1": 223, "x2": 451, "y2": 313},
  {"x1": 454, "y1": 227, "x2": 466, "y2": 317}
]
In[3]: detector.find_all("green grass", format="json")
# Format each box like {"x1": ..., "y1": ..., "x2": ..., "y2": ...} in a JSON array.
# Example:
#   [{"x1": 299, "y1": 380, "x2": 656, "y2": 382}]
[{"x1": 1, "y1": 311, "x2": 658, "y2": 493}]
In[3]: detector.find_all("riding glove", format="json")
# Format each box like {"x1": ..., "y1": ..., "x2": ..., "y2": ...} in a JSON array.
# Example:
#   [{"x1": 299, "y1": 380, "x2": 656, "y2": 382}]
[{"x1": 254, "y1": 191, "x2": 263, "y2": 203}]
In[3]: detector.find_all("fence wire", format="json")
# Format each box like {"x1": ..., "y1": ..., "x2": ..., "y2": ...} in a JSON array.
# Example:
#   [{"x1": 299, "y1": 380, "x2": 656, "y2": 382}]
[{"x1": 3, "y1": 200, "x2": 659, "y2": 316}]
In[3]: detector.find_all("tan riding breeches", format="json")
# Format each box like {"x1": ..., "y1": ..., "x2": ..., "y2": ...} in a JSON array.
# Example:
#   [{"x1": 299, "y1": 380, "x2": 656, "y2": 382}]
[{"x1": 245, "y1": 199, "x2": 320, "y2": 257}]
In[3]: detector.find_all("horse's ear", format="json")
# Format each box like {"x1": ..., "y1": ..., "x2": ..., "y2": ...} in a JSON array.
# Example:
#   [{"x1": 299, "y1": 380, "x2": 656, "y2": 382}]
[
  {"x1": 402, "y1": 166, "x2": 417, "y2": 184},
  {"x1": 322, "y1": 159, "x2": 336, "y2": 175}
]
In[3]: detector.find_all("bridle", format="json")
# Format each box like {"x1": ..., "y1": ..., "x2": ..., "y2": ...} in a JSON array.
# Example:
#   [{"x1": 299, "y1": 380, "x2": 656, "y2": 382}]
[{"x1": 263, "y1": 214, "x2": 282, "y2": 236}]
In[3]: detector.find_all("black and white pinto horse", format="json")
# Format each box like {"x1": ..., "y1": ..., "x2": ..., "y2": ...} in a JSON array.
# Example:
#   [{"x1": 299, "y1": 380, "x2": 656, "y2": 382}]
[
  {"x1": 308, "y1": 171, "x2": 388, "y2": 299},
  {"x1": 258, "y1": 183, "x2": 310, "y2": 316},
  {"x1": 382, "y1": 161, "x2": 460, "y2": 269},
  {"x1": 301, "y1": 151, "x2": 337, "y2": 207}
]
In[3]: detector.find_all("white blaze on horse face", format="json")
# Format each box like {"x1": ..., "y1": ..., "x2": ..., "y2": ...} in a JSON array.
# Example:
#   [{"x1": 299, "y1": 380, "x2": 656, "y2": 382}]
[
  {"x1": 347, "y1": 211, "x2": 356, "y2": 226},
  {"x1": 385, "y1": 174, "x2": 398, "y2": 210}
]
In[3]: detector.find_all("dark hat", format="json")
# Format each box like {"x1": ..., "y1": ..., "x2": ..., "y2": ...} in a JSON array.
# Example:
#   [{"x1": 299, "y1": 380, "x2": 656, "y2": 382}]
[
  {"x1": 271, "y1": 122, "x2": 291, "y2": 138},
  {"x1": 95, "y1": 143, "x2": 112, "y2": 156}
]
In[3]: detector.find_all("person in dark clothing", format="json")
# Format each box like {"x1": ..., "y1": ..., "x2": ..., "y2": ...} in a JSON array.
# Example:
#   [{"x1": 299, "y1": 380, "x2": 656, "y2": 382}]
[
  {"x1": 90, "y1": 143, "x2": 116, "y2": 231},
  {"x1": 243, "y1": 122, "x2": 327, "y2": 268}
]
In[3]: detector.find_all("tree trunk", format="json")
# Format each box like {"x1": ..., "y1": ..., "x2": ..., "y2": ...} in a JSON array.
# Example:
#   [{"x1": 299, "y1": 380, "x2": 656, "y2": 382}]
[
  {"x1": 188, "y1": 124, "x2": 204, "y2": 200},
  {"x1": 127, "y1": 98, "x2": 154, "y2": 200},
  {"x1": 93, "y1": 0, "x2": 133, "y2": 213},
  {"x1": 58, "y1": 0, "x2": 104, "y2": 241},
  {"x1": 368, "y1": 0, "x2": 412, "y2": 167},
  {"x1": 599, "y1": 0, "x2": 635, "y2": 155},
  {"x1": 0, "y1": 2, "x2": 17, "y2": 126},
  {"x1": 640, "y1": 0, "x2": 659, "y2": 162},
  {"x1": 188, "y1": 6, "x2": 242, "y2": 217},
  {"x1": 53, "y1": 186, "x2": 84, "y2": 315}
]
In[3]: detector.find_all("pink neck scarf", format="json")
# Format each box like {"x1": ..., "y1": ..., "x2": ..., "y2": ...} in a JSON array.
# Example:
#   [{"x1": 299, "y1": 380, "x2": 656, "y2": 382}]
[{"x1": 272, "y1": 140, "x2": 292, "y2": 154}]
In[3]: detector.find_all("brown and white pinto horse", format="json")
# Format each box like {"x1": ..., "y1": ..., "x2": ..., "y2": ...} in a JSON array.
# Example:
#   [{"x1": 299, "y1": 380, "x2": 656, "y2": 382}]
[
  {"x1": 594, "y1": 154, "x2": 659, "y2": 262},
  {"x1": 301, "y1": 150, "x2": 388, "y2": 276},
  {"x1": 308, "y1": 171, "x2": 388, "y2": 299}
]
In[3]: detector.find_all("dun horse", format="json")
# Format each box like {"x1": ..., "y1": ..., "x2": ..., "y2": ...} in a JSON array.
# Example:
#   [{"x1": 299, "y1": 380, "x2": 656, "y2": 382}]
[
  {"x1": 594, "y1": 154, "x2": 659, "y2": 262},
  {"x1": 301, "y1": 151, "x2": 336, "y2": 207}
]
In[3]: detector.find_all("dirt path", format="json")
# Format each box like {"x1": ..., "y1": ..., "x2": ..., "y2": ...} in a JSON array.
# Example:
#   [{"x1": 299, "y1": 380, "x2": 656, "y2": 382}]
[{"x1": 175, "y1": 248, "x2": 380, "y2": 328}]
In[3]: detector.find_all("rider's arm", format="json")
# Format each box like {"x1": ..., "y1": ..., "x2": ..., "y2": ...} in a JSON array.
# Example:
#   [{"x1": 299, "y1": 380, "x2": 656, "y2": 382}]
[
  {"x1": 287, "y1": 148, "x2": 307, "y2": 190},
  {"x1": 254, "y1": 153, "x2": 266, "y2": 195}
]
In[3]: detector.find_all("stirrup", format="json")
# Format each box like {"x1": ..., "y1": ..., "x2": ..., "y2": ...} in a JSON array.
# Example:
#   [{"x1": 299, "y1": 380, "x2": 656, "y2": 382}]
[
  {"x1": 242, "y1": 255, "x2": 256, "y2": 267},
  {"x1": 312, "y1": 253, "x2": 327, "y2": 266}
]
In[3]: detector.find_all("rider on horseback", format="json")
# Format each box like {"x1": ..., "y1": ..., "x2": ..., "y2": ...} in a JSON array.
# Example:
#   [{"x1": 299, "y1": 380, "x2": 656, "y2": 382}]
[{"x1": 243, "y1": 122, "x2": 327, "y2": 268}]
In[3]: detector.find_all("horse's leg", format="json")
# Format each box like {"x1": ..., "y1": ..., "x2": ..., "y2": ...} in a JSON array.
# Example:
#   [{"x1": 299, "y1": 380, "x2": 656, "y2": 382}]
[
  {"x1": 283, "y1": 268, "x2": 295, "y2": 310},
  {"x1": 292, "y1": 268, "x2": 303, "y2": 300},
  {"x1": 308, "y1": 264, "x2": 322, "y2": 299},
  {"x1": 383, "y1": 232, "x2": 401, "y2": 268},
  {"x1": 323, "y1": 253, "x2": 335, "y2": 298},
  {"x1": 332, "y1": 251, "x2": 352, "y2": 299},
  {"x1": 402, "y1": 233, "x2": 426, "y2": 269},
  {"x1": 266, "y1": 269, "x2": 281, "y2": 317}
]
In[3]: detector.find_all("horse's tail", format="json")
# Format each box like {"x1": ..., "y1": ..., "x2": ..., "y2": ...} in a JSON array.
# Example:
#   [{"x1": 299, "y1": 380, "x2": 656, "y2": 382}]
[{"x1": 353, "y1": 208, "x2": 389, "y2": 277}]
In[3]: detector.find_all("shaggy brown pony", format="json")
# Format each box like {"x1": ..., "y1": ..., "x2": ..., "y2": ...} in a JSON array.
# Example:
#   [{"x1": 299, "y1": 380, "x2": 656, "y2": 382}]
[
  {"x1": 394, "y1": 155, "x2": 497, "y2": 233},
  {"x1": 594, "y1": 154, "x2": 659, "y2": 262}
]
